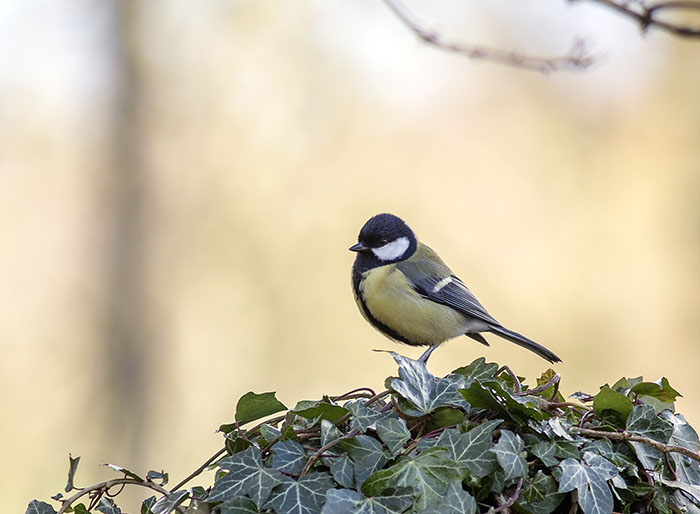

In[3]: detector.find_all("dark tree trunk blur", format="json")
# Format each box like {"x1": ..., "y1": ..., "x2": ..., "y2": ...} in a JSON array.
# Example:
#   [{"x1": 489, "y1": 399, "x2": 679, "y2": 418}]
[{"x1": 101, "y1": 0, "x2": 151, "y2": 465}]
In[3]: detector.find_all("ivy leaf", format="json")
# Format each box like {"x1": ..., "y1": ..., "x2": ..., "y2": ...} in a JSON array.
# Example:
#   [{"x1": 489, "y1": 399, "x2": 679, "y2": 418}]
[
  {"x1": 25, "y1": 501, "x2": 57, "y2": 514},
  {"x1": 626, "y1": 404, "x2": 673, "y2": 443},
  {"x1": 219, "y1": 497, "x2": 259, "y2": 514},
  {"x1": 321, "y1": 419, "x2": 344, "y2": 446},
  {"x1": 630, "y1": 377, "x2": 682, "y2": 403},
  {"x1": 433, "y1": 420, "x2": 501, "y2": 478},
  {"x1": 235, "y1": 391, "x2": 287, "y2": 426},
  {"x1": 375, "y1": 418, "x2": 411, "y2": 457},
  {"x1": 362, "y1": 447, "x2": 461, "y2": 511},
  {"x1": 387, "y1": 352, "x2": 466, "y2": 416},
  {"x1": 209, "y1": 446, "x2": 281, "y2": 507},
  {"x1": 518, "y1": 471, "x2": 564, "y2": 514},
  {"x1": 531, "y1": 441, "x2": 559, "y2": 467},
  {"x1": 593, "y1": 386, "x2": 634, "y2": 424},
  {"x1": 96, "y1": 498, "x2": 121, "y2": 514},
  {"x1": 459, "y1": 380, "x2": 546, "y2": 421},
  {"x1": 330, "y1": 456, "x2": 355, "y2": 488},
  {"x1": 102, "y1": 463, "x2": 144, "y2": 482},
  {"x1": 65, "y1": 454, "x2": 81, "y2": 492},
  {"x1": 266, "y1": 472, "x2": 333, "y2": 514},
  {"x1": 344, "y1": 400, "x2": 392, "y2": 432},
  {"x1": 339, "y1": 435, "x2": 388, "y2": 487},
  {"x1": 151, "y1": 491, "x2": 188, "y2": 514},
  {"x1": 423, "y1": 481, "x2": 477, "y2": 514},
  {"x1": 145, "y1": 470, "x2": 168, "y2": 485},
  {"x1": 270, "y1": 440, "x2": 308, "y2": 474},
  {"x1": 293, "y1": 402, "x2": 349, "y2": 423},
  {"x1": 491, "y1": 430, "x2": 527, "y2": 480},
  {"x1": 663, "y1": 411, "x2": 700, "y2": 487},
  {"x1": 452, "y1": 358, "x2": 499, "y2": 381},
  {"x1": 558, "y1": 453, "x2": 618, "y2": 514},
  {"x1": 141, "y1": 496, "x2": 156, "y2": 514},
  {"x1": 321, "y1": 488, "x2": 414, "y2": 514}
]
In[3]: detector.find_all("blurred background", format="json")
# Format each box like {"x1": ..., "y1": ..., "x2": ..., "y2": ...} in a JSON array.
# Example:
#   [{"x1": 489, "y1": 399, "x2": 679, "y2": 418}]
[{"x1": 3, "y1": 0, "x2": 699, "y2": 512}]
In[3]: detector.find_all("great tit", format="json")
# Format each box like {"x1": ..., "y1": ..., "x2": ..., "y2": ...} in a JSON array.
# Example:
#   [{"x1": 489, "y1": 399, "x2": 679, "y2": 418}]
[{"x1": 350, "y1": 213, "x2": 561, "y2": 363}]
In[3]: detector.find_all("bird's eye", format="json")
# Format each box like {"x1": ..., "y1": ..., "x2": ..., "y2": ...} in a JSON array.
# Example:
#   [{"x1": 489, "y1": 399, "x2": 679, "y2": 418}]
[{"x1": 380, "y1": 238, "x2": 388, "y2": 245}]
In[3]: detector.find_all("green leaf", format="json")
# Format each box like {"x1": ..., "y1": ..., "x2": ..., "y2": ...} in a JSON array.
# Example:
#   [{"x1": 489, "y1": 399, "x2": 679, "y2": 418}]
[
  {"x1": 220, "y1": 497, "x2": 259, "y2": 514},
  {"x1": 320, "y1": 419, "x2": 344, "y2": 446},
  {"x1": 593, "y1": 386, "x2": 634, "y2": 423},
  {"x1": 426, "y1": 407, "x2": 465, "y2": 432},
  {"x1": 429, "y1": 420, "x2": 502, "y2": 479},
  {"x1": 518, "y1": 471, "x2": 565, "y2": 514},
  {"x1": 459, "y1": 380, "x2": 545, "y2": 421},
  {"x1": 490, "y1": 430, "x2": 527, "y2": 480},
  {"x1": 423, "y1": 481, "x2": 477, "y2": 514},
  {"x1": 235, "y1": 391, "x2": 287, "y2": 426},
  {"x1": 293, "y1": 402, "x2": 349, "y2": 423},
  {"x1": 102, "y1": 463, "x2": 144, "y2": 482},
  {"x1": 145, "y1": 470, "x2": 168, "y2": 485},
  {"x1": 531, "y1": 441, "x2": 559, "y2": 467},
  {"x1": 210, "y1": 446, "x2": 282, "y2": 507},
  {"x1": 362, "y1": 447, "x2": 461, "y2": 511},
  {"x1": 533, "y1": 369, "x2": 565, "y2": 402},
  {"x1": 662, "y1": 411, "x2": 700, "y2": 490},
  {"x1": 270, "y1": 440, "x2": 308, "y2": 474},
  {"x1": 65, "y1": 454, "x2": 81, "y2": 492},
  {"x1": 558, "y1": 453, "x2": 618, "y2": 514},
  {"x1": 626, "y1": 404, "x2": 673, "y2": 443},
  {"x1": 339, "y1": 435, "x2": 388, "y2": 487},
  {"x1": 329, "y1": 456, "x2": 355, "y2": 488},
  {"x1": 151, "y1": 491, "x2": 188, "y2": 514},
  {"x1": 375, "y1": 417, "x2": 410, "y2": 457},
  {"x1": 387, "y1": 352, "x2": 467, "y2": 416},
  {"x1": 321, "y1": 488, "x2": 414, "y2": 514},
  {"x1": 452, "y1": 357, "x2": 499, "y2": 381},
  {"x1": 96, "y1": 498, "x2": 121, "y2": 514},
  {"x1": 141, "y1": 497, "x2": 156, "y2": 514},
  {"x1": 630, "y1": 377, "x2": 682, "y2": 403},
  {"x1": 25, "y1": 501, "x2": 57, "y2": 514},
  {"x1": 266, "y1": 472, "x2": 332, "y2": 514},
  {"x1": 344, "y1": 400, "x2": 392, "y2": 432}
]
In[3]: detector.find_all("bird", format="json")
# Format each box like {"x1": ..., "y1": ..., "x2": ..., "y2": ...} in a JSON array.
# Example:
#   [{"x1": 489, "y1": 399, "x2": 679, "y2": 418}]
[{"x1": 349, "y1": 213, "x2": 561, "y2": 363}]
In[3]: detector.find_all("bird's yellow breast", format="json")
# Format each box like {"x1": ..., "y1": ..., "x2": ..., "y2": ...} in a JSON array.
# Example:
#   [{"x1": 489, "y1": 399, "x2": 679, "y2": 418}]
[{"x1": 356, "y1": 265, "x2": 467, "y2": 346}]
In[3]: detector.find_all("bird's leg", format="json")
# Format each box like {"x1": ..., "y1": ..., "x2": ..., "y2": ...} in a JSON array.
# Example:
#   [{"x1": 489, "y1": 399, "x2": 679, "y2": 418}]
[{"x1": 417, "y1": 344, "x2": 439, "y2": 363}]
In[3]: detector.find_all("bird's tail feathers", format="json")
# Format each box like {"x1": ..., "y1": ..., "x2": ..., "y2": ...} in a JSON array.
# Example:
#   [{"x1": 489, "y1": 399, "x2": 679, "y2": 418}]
[{"x1": 489, "y1": 325, "x2": 561, "y2": 363}]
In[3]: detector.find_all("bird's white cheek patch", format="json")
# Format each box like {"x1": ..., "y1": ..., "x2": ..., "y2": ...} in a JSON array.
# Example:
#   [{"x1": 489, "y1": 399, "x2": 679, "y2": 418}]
[{"x1": 372, "y1": 237, "x2": 410, "y2": 261}]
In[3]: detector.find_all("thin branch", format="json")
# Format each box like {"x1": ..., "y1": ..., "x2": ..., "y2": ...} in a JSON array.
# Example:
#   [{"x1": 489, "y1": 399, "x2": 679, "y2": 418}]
[
  {"x1": 579, "y1": 0, "x2": 700, "y2": 38},
  {"x1": 573, "y1": 427, "x2": 700, "y2": 463},
  {"x1": 170, "y1": 447, "x2": 226, "y2": 492},
  {"x1": 494, "y1": 478, "x2": 524, "y2": 513},
  {"x1": 381, "y1": 0, "x2": 598, "y2": 73},
  {"x1": 57, "y1": 478, "x2": 174, "y2": 514}
]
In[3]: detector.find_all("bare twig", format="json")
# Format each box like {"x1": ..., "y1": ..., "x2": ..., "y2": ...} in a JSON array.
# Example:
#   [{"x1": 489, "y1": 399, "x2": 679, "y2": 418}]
[
  {"x1": 520, "y1": 373, "x2": 561, "y2": 396},
  {"x1": 497, "y1": 365, "x2": 522, "y2": 394},
  {"x1": 580, "y1": 0, "x2": 700, "y2": 38},
  {"x1": 381, "y1": 0, "x2": 597, "y2": 72},
  {"x1": 494, "y1": 478, "x2": 524, "y2": 513},
  {"x1": 57, "y1": 478, "x2": 177, "y2": 514},
  {"x1": 170, "y1": 447, "x2": 227, "y2": 493},
  {"x1": 573, "y1": 427, "x2": 700, "y2": 463}
]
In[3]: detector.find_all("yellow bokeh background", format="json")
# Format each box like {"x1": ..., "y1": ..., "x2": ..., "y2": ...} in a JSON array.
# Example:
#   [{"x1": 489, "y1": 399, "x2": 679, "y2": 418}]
[{"x1": 2, "y1": 1, "x2": 700, "y2": 512}]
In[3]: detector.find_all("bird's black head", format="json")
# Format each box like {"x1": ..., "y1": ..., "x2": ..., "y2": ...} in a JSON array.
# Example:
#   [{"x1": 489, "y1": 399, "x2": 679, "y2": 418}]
[{"x1": 349, "y1": 213, "x2": 417, "y2": 266}]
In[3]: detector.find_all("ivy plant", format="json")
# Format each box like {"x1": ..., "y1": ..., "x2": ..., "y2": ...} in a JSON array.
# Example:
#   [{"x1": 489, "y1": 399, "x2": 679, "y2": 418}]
[{"x1": 27, "y1": 352, "x2": 700, "y2": 514}]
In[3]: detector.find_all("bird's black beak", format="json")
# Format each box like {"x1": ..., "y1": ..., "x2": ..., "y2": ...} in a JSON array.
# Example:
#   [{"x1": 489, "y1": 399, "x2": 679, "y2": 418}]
[{"x1": 349, "y1": 242, "x2": 367, "y2": 252}]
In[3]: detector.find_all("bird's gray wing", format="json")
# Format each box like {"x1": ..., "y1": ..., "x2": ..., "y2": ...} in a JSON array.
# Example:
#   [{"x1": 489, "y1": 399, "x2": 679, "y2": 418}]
[{"x1": 396, "y1": 258, "x2": 500, "y2": 327}]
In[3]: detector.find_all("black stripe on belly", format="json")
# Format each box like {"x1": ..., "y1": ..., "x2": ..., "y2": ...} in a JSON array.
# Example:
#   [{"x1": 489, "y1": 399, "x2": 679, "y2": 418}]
[{"x1": 352, "y1": 269, "x2": 425, "y2": 347}]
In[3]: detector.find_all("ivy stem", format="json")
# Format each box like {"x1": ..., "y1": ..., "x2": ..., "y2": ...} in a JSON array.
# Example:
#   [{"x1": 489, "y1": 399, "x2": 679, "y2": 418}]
[
  {"x1": 573, "y1": 428, "x2": 700, "y2": 463},
  {"x1": 57, "y1": 478, "x2": 177, "y2": 514}
]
